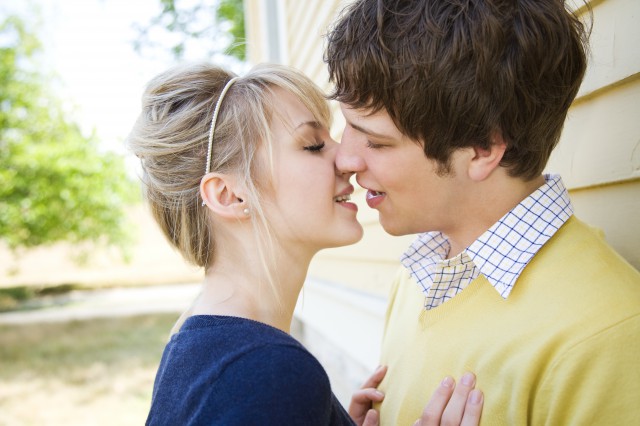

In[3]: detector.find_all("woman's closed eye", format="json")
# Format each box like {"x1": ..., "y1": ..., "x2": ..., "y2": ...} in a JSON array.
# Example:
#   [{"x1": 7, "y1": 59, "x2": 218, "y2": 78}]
[{"x1": 303, "y1": 141, "x2": 326, "y2": 153}]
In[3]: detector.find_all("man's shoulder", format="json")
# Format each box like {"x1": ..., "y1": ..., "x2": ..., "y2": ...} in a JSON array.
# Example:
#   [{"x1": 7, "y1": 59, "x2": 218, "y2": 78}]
[
  {"x1": 517, "y1": 215, "x2": 640, "y2": 320},
  {"x1": 533, "y1": 215, "x2": 639, "y2": 281}
]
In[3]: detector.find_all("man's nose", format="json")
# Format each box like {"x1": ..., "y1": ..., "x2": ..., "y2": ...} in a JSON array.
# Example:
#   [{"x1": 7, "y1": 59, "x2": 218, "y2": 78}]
[{"x1": 335, "y1": 129, "x2": 366, "y2": 174}]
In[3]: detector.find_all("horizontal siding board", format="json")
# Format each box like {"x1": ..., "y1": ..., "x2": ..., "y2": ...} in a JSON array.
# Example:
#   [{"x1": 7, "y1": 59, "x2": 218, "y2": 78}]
[
  {"x1": 569, "y1": 179, "x2": 640, "y2": 270},
  {"x1": 577, "y1": 0, "x2": 640, "y2": 98},
  {"x1": 547, "y1": 77, "x2": 640, "y2": 188}
]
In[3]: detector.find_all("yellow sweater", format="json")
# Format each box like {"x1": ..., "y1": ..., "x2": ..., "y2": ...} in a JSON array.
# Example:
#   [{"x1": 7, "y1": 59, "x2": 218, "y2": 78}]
[{"x1": 378, "y1": 217, "x2": 640, "y2": 425}]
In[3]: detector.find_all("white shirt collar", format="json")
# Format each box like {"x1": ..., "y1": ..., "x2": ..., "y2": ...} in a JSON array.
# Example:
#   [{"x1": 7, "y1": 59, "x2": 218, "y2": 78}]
[{"x1": 401, "y1": 174, "x2": 573, "y2": 304}]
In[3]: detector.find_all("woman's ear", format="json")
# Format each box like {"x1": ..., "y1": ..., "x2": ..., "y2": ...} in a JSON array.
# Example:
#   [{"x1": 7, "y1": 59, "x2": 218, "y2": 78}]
[
  {"x1": 200, "y1": 173, "x2": 250, "y2": 220},
  {"x1": 468, "y1": 132, "x2": 507, "y2": 182}
]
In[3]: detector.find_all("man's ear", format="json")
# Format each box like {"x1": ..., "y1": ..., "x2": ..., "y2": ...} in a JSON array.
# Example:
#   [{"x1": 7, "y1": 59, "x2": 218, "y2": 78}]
[
  {"x1": 468, "y1": 132, "x2": 507, "y2": 182},
  {"x1": 200, "y1": 173, "x2": 249, "y2": 220}
]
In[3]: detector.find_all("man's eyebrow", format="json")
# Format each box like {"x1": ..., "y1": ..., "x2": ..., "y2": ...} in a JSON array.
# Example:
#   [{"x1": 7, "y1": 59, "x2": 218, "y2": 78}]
[{"x1": 348, "y1": 122, "x2": 393, "y2": 140}]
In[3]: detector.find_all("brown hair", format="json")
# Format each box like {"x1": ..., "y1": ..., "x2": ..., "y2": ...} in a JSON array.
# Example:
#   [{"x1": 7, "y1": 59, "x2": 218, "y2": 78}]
[
  {"x1": 127, "y1": 63, "x2": 330, "y2": 270},
  {"x1": 325, "y1": 0, "x2": 590, "y2": 179}
]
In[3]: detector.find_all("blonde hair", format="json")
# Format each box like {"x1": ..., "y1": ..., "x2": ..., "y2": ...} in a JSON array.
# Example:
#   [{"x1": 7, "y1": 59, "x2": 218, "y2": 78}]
[{"x1": 127, "y1": 63, "x2": 330, "y2": 287}]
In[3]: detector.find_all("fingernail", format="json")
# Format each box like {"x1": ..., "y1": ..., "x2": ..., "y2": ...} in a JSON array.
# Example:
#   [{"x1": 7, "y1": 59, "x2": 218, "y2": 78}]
[
  {"x1": 376, "y1": 365, "x2": 384, "y2": 372},
  {"x1": 375, "y1": 390, "x2": 384, "y2": 397},
  {"x1": 461, "y1": 372, "x2": 475, "y2": 386},
  {"x1": 469, "y1": 389, "x2": 483, "y2": 404},
  {"x1": 441, "y1": 376, "x2": 454, "y2": 387}
]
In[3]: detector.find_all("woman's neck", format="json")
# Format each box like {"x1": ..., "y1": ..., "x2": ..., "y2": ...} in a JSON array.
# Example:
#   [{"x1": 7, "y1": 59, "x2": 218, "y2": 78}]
[{"x1": 191, "y1": 242, "x2": 314, "y2": 333}]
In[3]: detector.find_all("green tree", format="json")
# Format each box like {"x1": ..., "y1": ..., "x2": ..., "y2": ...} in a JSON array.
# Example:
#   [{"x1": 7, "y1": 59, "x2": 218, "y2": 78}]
[
  {"x1": 0, "y1": 15, "x2": 135, "y2": 256},
  {"x1": 134, "y1": 0, "x2": 245, "y2": 61}
]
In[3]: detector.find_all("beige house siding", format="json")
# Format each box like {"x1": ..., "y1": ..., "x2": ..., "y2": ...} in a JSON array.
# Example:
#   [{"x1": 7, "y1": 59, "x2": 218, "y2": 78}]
[
  {"x1": 547, "y1": 0, "x2": 640, "y2": 268},
  {"x1": 245, "y1": 0, "x2": 640, "y2": 298}
]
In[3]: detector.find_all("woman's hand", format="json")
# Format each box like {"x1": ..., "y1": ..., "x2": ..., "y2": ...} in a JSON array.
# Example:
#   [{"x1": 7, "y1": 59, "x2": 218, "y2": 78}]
[
  {"x1": 349, "y1": 367, "x2": 483, "y2": 426},
  {"x1": 349, "y1": 365, "x2": 387, "y2": 426}
]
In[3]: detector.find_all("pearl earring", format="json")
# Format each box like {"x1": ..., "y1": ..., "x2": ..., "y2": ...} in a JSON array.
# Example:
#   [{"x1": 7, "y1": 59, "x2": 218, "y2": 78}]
[{"x1": 243, "y1": 208, "x2": 250, "y2": 215}]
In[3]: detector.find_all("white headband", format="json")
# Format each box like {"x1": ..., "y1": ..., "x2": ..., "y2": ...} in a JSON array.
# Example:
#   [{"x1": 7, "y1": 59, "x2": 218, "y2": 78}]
[
  {"x1": 202, "y1": 76, "x2": 239, "y2": 206},
  {"x1": 204, "y1": 76, "x2": 239, "y2": 176}
]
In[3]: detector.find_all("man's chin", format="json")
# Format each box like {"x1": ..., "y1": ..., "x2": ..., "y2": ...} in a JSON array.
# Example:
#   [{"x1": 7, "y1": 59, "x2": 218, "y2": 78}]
[{"x1": 379, "y1": 215, "x2": 411, "y2": 237}]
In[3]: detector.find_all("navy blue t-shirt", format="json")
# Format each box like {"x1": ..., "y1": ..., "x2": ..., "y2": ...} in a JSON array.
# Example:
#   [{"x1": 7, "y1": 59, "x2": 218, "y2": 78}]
[{"x1": 146, "y1": 315, "x2": 355, "y2": 425}]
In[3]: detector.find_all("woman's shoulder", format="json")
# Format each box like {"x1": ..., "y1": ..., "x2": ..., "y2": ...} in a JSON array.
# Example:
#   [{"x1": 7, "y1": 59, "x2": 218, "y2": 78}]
[
  {"x1": 157, "y1": 316, "x2": 346, "y2": 425},
  {"x1": 149, "y1": 316, "x2": 347, "y2": 424},
  {"x1": 206, "y1": 343, "x2": 347, "y2": 425},
  {"x1": 205, "y1": 317, "x2": 330, "y2": 388},
  {"x1": 173, "y1": 315, "x2": 309, "y2": 355},
  {"x1": 164, "y1": 315, "x2": 332, "y2": 392}
]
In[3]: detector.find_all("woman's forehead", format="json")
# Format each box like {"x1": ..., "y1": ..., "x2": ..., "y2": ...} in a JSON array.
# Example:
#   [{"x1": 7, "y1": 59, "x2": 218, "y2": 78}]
[
  {"x1": 270, "y1": 92, "x2": 321, "y2": 132},
  {"x1": 269, "y1": 86, "x2": 329, "y2": 128}
]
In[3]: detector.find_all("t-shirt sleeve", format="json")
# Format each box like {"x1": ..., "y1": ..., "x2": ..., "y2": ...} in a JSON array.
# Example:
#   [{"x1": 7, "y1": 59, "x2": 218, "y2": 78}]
[{"x1": 190, "y1": 344, "x2": 346, "y2": 426}]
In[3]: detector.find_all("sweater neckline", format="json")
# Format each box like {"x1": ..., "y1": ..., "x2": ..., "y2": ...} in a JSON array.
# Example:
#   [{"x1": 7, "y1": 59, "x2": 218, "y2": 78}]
[
  {"x1": 417, "y1": 275, "x2": 498, "y2": 327},
  {"x1": 181, "y1": 314, "x2": 292, "y2": 338}
]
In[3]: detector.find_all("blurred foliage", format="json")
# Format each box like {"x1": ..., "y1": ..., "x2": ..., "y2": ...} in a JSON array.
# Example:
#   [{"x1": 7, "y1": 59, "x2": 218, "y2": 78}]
[
  {"x1": 134, "y1": 0, "x2": 245, "y2": 61},
  {"x1": 0, "y1": 283, "x2": 86, "y2": 312},
  {"x1": 0, "y1": 15, "x2": 136, "y2": 255}
]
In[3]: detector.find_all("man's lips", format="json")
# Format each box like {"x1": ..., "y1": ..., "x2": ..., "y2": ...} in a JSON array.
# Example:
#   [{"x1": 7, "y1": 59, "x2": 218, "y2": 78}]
[{"x1": 366, "y1": 190, "x2": 386, "y2": 208}]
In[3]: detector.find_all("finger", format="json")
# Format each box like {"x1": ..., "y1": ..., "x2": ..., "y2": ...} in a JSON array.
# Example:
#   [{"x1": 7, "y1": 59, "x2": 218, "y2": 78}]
[
  {"x1": 349, "y1": 366, "x2": 388, "y2": 424},
  {"x1": 361, "y1": 365, "x2": 388, "y2": 389},
  {"x1": 460, "y1": 390, "x2": 484, "y2": 426},
  {"x1": 418, "y1": 376, "x2": 456, "y2": 426},
  {"x1": 441, "y1": 372, "x2": 476, "y2": 426},
  {"x1": 348, "y1": 388, "x2": 384, "y2": 422},
  {"x1": 350, "y1": 388, "x2": 385, "y2": 405},
  {"x1": 362, "y1": 409, "x2": 380, "y2": 426}
]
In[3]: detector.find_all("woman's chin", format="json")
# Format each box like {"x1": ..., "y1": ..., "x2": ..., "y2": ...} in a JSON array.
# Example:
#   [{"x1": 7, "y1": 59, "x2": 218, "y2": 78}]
[{"x1": 327, "y1": 225, "x2": 364, "y2": 249}]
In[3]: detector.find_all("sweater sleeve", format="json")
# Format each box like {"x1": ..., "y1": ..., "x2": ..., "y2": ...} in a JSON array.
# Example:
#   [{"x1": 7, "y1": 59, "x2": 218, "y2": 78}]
[
  {"x1": 533, "y1": 314, "x2": 640, "y2": 425},
  {"x1": 189, "y1": 344, "x2": 350, "y2": 426}
]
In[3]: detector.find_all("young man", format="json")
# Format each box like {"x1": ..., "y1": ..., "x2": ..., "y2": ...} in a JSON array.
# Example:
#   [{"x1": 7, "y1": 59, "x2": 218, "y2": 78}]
[{"x1": 325, "y1": 0, "x2": 640, "y2": 425}]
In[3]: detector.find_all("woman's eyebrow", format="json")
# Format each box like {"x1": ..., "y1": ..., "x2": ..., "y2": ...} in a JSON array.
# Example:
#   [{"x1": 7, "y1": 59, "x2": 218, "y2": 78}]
[{"x1": 294, "y1": 120, "x2": 322, "y2": 131}]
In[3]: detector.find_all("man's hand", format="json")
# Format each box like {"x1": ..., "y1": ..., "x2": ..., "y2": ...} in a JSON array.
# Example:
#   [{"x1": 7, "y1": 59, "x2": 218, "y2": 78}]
[
  {"x1": 414, "y1": 372, "x2": 483, "y2": 426},
  {"x1": 349, "y1": 368, "x2": 483, "y2": 426}
]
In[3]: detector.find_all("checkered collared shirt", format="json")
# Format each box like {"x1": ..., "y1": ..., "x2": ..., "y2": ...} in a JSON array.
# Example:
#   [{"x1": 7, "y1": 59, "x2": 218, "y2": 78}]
[{"x1": 400, "y1": 174, "x2": 573, "y2": 310}]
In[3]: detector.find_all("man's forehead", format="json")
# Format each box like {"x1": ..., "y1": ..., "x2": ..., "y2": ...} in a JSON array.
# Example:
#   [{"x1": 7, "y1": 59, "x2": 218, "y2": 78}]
[{"x1": 341, "y1": 104, "x2": 399, "y2": 134}]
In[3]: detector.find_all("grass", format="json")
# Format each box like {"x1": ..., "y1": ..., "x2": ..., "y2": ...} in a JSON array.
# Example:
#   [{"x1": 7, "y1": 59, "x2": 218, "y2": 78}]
[{"x1": 0, "y1": 313, "x2": 179, "y2": 426}]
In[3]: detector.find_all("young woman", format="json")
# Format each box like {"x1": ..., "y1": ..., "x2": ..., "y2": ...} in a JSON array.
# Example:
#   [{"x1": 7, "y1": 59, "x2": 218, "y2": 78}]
[{"x1": 128, "y1": 63, "x2": 482, "y2": 425}]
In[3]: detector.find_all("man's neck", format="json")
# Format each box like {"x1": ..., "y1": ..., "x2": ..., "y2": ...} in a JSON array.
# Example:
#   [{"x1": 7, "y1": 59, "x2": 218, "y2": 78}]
[{"x1": 446, "y1": 174, "x2": 546, "y2": 258}]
